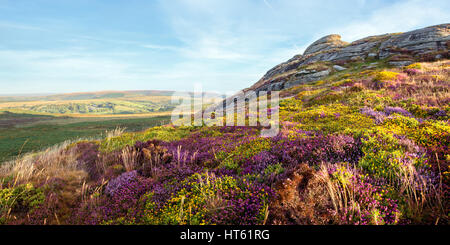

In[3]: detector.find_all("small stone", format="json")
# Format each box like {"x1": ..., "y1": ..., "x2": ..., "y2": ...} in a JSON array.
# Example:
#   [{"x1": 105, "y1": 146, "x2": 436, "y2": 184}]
[
  {"x1": 388, "y1": 61, "x2": 413, "y2": 67},
  {"x1": 333, "y1": 65, "x2": 347, "y2": 71},
  {"x1": 297, "y1": 70, "x2": 310, "y2": 75}
]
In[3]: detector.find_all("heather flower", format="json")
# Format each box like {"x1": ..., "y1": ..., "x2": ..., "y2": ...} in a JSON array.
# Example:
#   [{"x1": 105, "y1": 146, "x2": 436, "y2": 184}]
[
  {"x1": 405, "y1": 69, "x2": 421, "y2": 76},
  {"x1": 384, "y1": 106, "x2": 413, "y2": 117},
  {"x1": 360, "y1": 107, "x2": 386, "y2": 124},
  {"x1": 270, "y1": 134, "x2": 363, "y2": 171},
  {"x1": 72, "y1": 142, "x2": 101, "y2": 180},
  {"x1": 241, "y1": 151, "x2": 279, "y2": 176},
  {"x1": 433, "y1": 110, "x2": 447, "y2": 119},
  {"x1": 141, "y1": 172, "x2": 274, "y2": 225},
  {"x1": 74, "y1": 170, "x2": 151, "y2": 224},
  {"x1": 105, "y1": 171, "x2": 139, "y2": 197},
  {"x1": 396, "y1": 73, "x2": 409, "y2": 81},
  {"x1": 328, "y1": 166, "x2": 401, "y2": 225}
]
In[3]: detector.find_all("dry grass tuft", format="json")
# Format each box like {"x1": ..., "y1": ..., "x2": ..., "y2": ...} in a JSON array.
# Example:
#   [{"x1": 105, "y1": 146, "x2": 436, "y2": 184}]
[
  {"x1": 121, "y1": 146, "x2": 139, "y2": 172},
  {"x1": 0, "y1": 141, "x2": 87, "y2": 186},
  {"x1": 105, "y1": 127, "x2": 126, "y2": 139}
]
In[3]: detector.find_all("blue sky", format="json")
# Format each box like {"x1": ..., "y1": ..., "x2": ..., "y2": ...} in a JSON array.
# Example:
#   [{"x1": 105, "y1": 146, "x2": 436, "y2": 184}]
[{"x1": 0, "y1": 0, "x2": 449, "y2": 95}]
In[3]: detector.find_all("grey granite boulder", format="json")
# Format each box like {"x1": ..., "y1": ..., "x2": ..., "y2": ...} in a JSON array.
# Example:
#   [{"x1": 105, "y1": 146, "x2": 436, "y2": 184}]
[
  {"x1": 247, "y1": 24, "x2": 449, "y2": 93},
  {"x1": 379, "y1": 24, "x2": 450, "y2": 58},
  {"x1": 303, "y1": 34, "x2": 349, "y2": 55},
  {"x1": 333, "y1": 65, "x2": 347, "y2": 71},
  {"x1": 388, "y1": 60, "x2": 414, "y2": 67}
]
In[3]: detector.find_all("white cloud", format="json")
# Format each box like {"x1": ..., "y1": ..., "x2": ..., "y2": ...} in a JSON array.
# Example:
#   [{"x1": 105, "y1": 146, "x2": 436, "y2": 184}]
[
  {"x1": 326, "y1": 0, "x2": 450, "y2": 42},
  {"x1": 0, "y1": 21, "x2": 46, "y2": 31},
  {"x1": 141, "y1": 44, "x2": 181, "y2": 51}
]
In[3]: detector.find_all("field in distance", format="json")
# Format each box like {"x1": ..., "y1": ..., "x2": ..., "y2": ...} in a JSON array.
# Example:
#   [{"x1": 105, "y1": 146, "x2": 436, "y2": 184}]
[
  {"x1": 0, "y1": 90, "x2": 181, "y2": 115},
  {"x1": 0, "y1": 90, "x2": 197, "y2": 162},
  {"x1": 0, "y1": 111, "x2": 172, "y2": 163}
]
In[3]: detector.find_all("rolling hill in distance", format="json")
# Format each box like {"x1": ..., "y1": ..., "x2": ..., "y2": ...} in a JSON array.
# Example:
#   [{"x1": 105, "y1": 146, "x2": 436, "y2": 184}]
[
  {"x1": 0, "y1": 89, "x2": 223, "y2": 161},
  {"x1": 0, "y1": 90, "x2": 178, "y2": 115},
  {"x1": 0, "y1": 90, "x2": 187, "y2": 162}
]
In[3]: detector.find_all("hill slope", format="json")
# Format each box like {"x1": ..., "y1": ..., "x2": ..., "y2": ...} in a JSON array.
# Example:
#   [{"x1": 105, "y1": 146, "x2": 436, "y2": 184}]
[
  {"x1": 0, "y1": 91, "x2": 179, "y2": 115},
  {"x1": 248, "y1": 23, "x2": 449, "y2": 93}
]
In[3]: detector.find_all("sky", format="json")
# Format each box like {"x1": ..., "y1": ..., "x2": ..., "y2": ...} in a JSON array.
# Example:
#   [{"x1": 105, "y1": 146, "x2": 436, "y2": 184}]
[{"x1": 0, "y1": 0, "x2": 449, "y2": 95}]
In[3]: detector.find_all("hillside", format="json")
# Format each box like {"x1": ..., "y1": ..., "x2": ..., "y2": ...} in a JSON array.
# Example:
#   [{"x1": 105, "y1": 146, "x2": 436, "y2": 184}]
[
  {"x1": 0, "y1": 91, "x2": 188, "y2": 162},
  {"x1": 0, "y1": 24, "x2": 448, "y2": 225},
  {"x1": 0, "y1": 91, "x2": 180, "y2": 115},
  {"x1": 0, "y1": 90, "x2": 221, "y2": 116},
  {"x1": 248, "y1": 23, "x2": 449, "y2": 94}
]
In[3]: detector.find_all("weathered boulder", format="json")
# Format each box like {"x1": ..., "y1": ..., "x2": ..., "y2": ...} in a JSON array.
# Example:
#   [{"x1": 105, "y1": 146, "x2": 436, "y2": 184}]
[
  {"x1": 379, "y1": 24, "x2": 450, "y2": 59},
  {"x1": 303, "y1": 34, "x2": 348, "y2": 55},
  {"x1": 333, "y1": 65, "x2": 347, "y2": 71},
  {"x1": 284, "y1": 69, "x2": 330, "y2": 89},
  {"x1": 247, "y1": 23, "x2": 449, "y2": 94},
  {"x1": 388, "y1": 60, "x2": 414, "y2": 67},
  {"x1": 368, "y1": 53, "x2": 378, "y2": 58}
]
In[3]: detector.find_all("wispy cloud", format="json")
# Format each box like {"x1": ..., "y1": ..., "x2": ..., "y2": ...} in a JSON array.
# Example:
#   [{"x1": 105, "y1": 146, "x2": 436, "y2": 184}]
[
  {"x1": 141, "y1": 44, "x2": 181, "y2": 51},
  {"x1": 0, "y1": 21, "x2": 46, "y2": 31},
  {"x1": 263, "y1": 0, "x2": 274, "y2": 10},
  {"x1": 326, "y1": 0, "x2": 450, "y2": 42}
]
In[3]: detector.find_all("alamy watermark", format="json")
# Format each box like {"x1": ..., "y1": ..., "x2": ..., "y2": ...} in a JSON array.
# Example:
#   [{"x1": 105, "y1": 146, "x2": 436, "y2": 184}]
[{"x1": 171, "y1": 84, "x2": 279, "y2": 137}]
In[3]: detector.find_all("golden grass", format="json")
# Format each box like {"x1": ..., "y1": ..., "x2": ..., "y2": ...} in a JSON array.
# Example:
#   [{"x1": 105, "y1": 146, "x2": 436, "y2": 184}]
[
  {"x1": 121, "y1": 146, "x2": 139, "y2": 172},
  {"x1": 0, "y1": 141, "x2": 87, "y2": 186}
]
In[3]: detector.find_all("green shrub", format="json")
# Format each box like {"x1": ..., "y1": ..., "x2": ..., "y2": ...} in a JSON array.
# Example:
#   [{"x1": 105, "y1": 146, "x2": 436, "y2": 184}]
[
  {"x1": 0, "y1": 184, "x2": 46, "y2": 223},
  {"x1": 99, "y1": 126, "x2": 193, "y2": 152},
  {"x1": 374, "y1": 71, "x2": 400, "y2": 81}
]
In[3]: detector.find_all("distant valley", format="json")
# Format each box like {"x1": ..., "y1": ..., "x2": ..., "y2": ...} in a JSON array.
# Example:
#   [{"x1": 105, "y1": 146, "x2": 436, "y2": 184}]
[
  {"x1": 0, "y1": 90, "x2": 179, "y2": 116},
  {"x1": 0, "y1": 90, "x2": 190, "y2": 162}
]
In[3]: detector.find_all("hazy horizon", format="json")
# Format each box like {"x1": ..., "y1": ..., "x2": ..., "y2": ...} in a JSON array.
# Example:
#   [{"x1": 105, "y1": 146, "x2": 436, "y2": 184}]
[{"x1": 0, "y1": 89, "x2": 228, "y2": 98}]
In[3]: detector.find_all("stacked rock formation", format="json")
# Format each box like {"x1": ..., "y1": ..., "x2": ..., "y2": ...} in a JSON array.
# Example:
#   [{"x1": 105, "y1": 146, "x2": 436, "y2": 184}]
[{"x1": 248, "y1": 24, "x2": 450, "y2": 93}]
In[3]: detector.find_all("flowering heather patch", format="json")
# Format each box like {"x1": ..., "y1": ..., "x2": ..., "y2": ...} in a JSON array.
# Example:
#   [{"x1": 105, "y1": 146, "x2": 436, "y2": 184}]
[
  {"x1": 146, "y1": 163, "x2": 203, "y2": 209},
  {"x1": 0, "y1": 184, "x2": 46, "y2": 224},
  {"x1": 241, "y1": 151, "x2": 279, "y2": 176},
  {"x1": 74, "y1": 171, "x2": 151, "y2": 225},
  {"x1": 328, "y1": 166, "x2": 401, "y2": 225},
  {"x1": 405, "y1": 68, "x2": 422, "y2": 76},
  {"x1": 104, "y1": 171, "x2": 139, "y2": 197},
  {"x1": 141, "y1": 172, "x2": 273, "y2": 225},
  {"x1": 433, "y1": 110, "x2": 448, "y2": 120},
  {"x1": 270, "y1": 134, "x2": 363, "y2": 169},
  {"x1": 282, "y1": 103, "x2": 374, "y2": 134},
  {"x1": 360, "y1": 107, "x2": 386, "y2": 124},
  {"x1": 384, "y1": 106, "x2": 413, "y2": 117}
]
